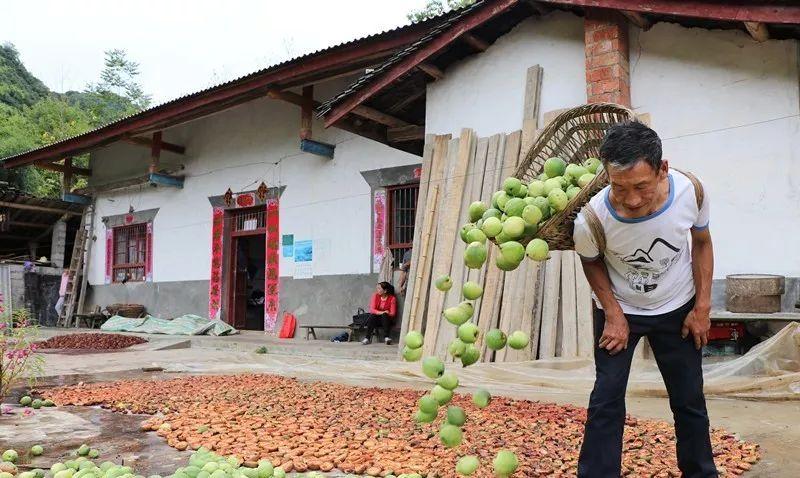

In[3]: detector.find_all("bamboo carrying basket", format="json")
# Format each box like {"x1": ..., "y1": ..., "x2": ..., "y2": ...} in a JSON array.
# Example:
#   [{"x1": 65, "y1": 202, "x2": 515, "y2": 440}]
[{"x1": 513, "y1": 103, "x2": 636, "y2": 250}]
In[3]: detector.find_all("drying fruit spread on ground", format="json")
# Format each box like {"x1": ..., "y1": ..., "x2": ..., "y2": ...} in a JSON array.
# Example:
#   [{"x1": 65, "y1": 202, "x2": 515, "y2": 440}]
[
  {"x1": 45, "y1": 374, "x2": 759, "y2": 477},
  {"x1": 37, "y1": 333, "x2": 147, "y2": 350}
]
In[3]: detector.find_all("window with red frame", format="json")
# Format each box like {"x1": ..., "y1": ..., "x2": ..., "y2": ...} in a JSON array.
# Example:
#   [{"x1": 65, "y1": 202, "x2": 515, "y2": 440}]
[
  {"x1": 113, "y1": 223, "x2": 147, "y2": 282},
  {"x1": 386, "y1": 184, "x2": 419, "y2": 269}
]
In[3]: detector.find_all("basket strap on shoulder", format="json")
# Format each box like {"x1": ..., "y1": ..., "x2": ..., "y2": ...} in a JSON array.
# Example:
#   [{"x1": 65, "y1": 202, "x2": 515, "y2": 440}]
[
  {"x1": 581, "y1": 203, "x2": 606, "y2": 257},
  {"x1": 672, "y1": 168, "x2": 704, "y2": 210}
]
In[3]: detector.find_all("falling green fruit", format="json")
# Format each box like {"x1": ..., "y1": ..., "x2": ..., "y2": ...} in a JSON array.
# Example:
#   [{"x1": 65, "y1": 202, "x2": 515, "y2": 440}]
[
  {"x1": 465, "y1": 228, "x2": 487, "y2": 245},
  {"x1": 495, "y1": 191, "x2": 510, "y2": 211},
  {"x1": 456, "y1": 455, "x2": 480, "y2": 476},
  {"x1": 19, "y1": 396, "x2": 32, "y2": 406},
  {"x1": 583, "y1": 157, "x2": 601, "y2": 174},
  {"x1": 458, "y1": 302, "x2": 475, "y2": 319},
  {"x1": 42, "y1": 399, "x2": 54, "y2": 407},
  {"x1": 527, "y1": 180, "x2": 546, "y2": 198},
  {"x1": 508, "y1": 331, "x2": 530, "y2": 350},
  {"x1": 77, "y1": 445, "x2": 90, "y2": 457},
  {"x1": 460, "y1": 344, "x2": 480, "y2": 367},
  {"x1": 460, "y1": 223, "x2": 477, "y2": 243},
  {"x1": 418, "y1": 395, "x2": 439, "y2": 415},
  {"x1": 526, "y1": 238, "x2": 549, "y2": 262},
  {"x1": 502, "y1": 177, "x2": 521, "y2": 196},
  {"x1": 503, "y1": 198, "x2": 526, "y2": 218},
  {"x1": 543, "y1": 177, "x2": 563, "y2": 196},
  {"x1": 473, "y1": 389, "x2": 491, "y2": 409},
  {"x1": 578, "y1": 173, "x2": 596, "y2": 188},
  {"x1": 422, "y1": 357, "x2": 445, "y2": 379},
  {"x1": 481, "y1": 217, "x2": 503, "y2": 238},
  {"x1": 446, "y1": 406, "x2": 467, "y2": 427},
  {"x1": 499, "y1": 241, "x2": 525, "y2": 265},
  {"x1": 482, "y1": 208, "x2": 502, "y2": 221},
  {"x1": 462, "y1": 281, "x2": 483, "y2": 300},
  {"x1": 548, "y1": 188, "x2": 569, "y2": 212},
  {"x1": 435, "y1": 275, "x2": 453, "y2": 292},
  {"x1": 30, "y1": 445, "x2": 43, "y2": 456},
  {"x1": 443, "y1": 306, "x2": 470, "y2": 326},
  {"x1": 468, "y1": 201, "x2": 488, "y2": 222},
  {"x1": 405, "y1": 331, "x2": 424, "y2": 350},
  {"x1": 439, "y1": 424, "x2": 463, "y2": 448},
  {"x1": 31, "y1": 399, "x2": 42, "y2": 409},
  {"x1": 565, "y1": 163, "x2": 589, "y2": 180},
  {"x1": 464, "y1": 242, "x2": 487, "y2": 269},
  {"x1": 457, "y1": 322, "x2": 479, "y2": 344},
  {"x1": 436, "y1": 372, "x2": 459, "y2": 391},
  {"x1": 544, "y1": 157, "x2": 567, "y2": 178},
  {"x1": 2, "y1": 451, "x2": 18, "y2": 463},
  {"x1": 502, "y1": 217, "x2": 525, "y2": 239},
  {"x1": 493, "y1": 450, "x2": 519, "y2": 477},
  {"x1": 403, "y1": 346, "x2": 423, "y2": 362},
  {"x1": 431, "y1": 385, "x2": 454, "y2": 405},
  {"x1": 522, "y1": 204, "x2": 542, "y2": 225},
  {"x1": 495, "y1": 253, "x2": 519, "y2": 272},
  {"x1": 485, "y1": 329, "x2": 507, "y2": 350},
  {"x1": 448, "y1": 339, "x2": 467, "y2": 358},
  {"x1": 414, "y1": 409, "x2": 437, "y2": 424}
]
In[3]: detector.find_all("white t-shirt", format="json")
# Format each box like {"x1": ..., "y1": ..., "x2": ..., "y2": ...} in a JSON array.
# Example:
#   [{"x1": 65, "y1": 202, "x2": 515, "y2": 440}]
[{"x1": 573, "y1": 170, "x2": 709, "y2": 315}]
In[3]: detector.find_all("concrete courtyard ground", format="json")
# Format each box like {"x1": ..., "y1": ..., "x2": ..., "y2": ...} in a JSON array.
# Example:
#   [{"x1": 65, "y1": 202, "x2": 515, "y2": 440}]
[{"x1": 2, "y1": 328, "x2": 798, "y2": 477}]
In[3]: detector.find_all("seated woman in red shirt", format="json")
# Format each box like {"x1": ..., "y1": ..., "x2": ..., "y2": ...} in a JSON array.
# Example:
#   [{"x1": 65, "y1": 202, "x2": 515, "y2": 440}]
[{"x1": 362, "y1": 281, "x2": 397, "y2": 345}]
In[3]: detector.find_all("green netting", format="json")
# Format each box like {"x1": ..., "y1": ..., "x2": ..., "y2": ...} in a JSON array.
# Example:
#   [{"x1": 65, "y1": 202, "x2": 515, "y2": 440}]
[{"x1": 100, "y1": 314, "x2": 237, "y2": 336}]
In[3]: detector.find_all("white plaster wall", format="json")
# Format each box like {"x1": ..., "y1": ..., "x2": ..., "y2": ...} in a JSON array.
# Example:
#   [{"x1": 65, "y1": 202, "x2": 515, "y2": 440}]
[
  {"x1": 88, "y1": 91, "x2": 419, "y2": 285},
  {"x1": 425, "y1": 11, "x2": 586, "y2": 137},
  {"x1": 630, "y1": 23, "x2": 800, "y2": 278}
]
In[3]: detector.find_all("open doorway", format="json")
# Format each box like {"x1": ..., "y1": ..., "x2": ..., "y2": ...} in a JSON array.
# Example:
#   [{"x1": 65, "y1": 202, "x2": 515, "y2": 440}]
[{"x1": 226, "y1": 207, "x2": 267, "y2": 331}]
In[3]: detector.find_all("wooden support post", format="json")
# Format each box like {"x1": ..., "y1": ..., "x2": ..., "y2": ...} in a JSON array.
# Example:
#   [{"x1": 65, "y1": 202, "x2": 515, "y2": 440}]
[
  {"x1": 123, "y1": 136, "x2": 186, "y2": 154},
  {"x1": 34, "y1": 161, "x2": 92, "y2": 176},
  {"x1": 300, "y1": 85, "x2": 314, "y2": 140},
  {"x1": 61, "y1": 157, "x2": 73, "y2": 196},
  {"x1": 744, "y1": 22, "x2": 769, "y2": 42},
  {"x1": 418, "y1": 63, "x2": 445, "y2": 80},
  {"x1": 462, "y1": 33, "x2": 489, "y2": 52},
  {"x1": 387, "y1": 125, "x2": 425, "y2": 143},
  {"x1": 149, "y1": 131, "x2": 162, "y2": 174}
]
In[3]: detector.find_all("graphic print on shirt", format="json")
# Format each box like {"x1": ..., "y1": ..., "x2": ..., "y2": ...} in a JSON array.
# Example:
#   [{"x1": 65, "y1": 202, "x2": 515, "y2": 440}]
[{"x1": 617, "y1": 237, "x2": 682, "y2": 294}]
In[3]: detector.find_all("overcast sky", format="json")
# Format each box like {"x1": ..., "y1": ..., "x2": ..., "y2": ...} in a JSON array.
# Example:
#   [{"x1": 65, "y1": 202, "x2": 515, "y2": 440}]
[{"x1": 1, "y1": 0, "x2": 428, "y2": 105}]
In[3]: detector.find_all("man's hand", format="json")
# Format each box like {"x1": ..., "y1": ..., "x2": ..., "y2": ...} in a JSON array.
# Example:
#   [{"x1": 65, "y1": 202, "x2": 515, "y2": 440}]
[
  {"x1": 599, "y1": 311, "x2": 630, "y2": 355},
  {"x1": 682, "y1": 306, "x2": 710, "y2": 350}
]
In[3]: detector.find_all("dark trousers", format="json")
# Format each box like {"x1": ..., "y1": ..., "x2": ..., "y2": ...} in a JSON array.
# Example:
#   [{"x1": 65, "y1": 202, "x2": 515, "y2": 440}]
[
  {"x1": 578, "y1": 298, "x2": 718, "y2": 478},
  {"x1": 365, "y1": 313, "x2": 391, "y2": 340}
]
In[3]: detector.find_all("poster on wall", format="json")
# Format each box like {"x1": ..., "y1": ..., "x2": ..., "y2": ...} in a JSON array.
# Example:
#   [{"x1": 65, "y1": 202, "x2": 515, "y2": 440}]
[
  {"x1": 208, "y1": 207, "x2": 225, "y2": 320},
  {"x1": 104, "y1": 229, "x2": 113, "y2": 284},
  {"x1": 264, "y1": 199, "x2": 280, "y2": 333},
  {"x1": 293, "y1": 240, "x2": 313, "y2": 279},
  {"x1": 282, "y1": 234, "x2": 294, "y2": 258},
  {"x1": 372, "y1": 190, "x2": 387, "y2": 272}
]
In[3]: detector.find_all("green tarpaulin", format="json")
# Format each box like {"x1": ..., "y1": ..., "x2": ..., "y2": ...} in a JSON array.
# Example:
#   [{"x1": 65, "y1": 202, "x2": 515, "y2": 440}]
[{"x1": 100, "y1": 314, "x2": 237, "y2": 336}]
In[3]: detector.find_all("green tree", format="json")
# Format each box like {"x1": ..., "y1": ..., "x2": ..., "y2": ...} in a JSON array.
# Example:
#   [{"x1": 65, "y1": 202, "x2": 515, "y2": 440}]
[
  {"x1": 0, "y1": 43, "x2": 48, "y2": 110},
  {"x1": 86, "y1": 49, "x2": 151, "y2": 111},
  {"x1": 407, "y1": 0, "x2": 475, "y2": 22},
  {"x1": 0, "y1": 47, "x2": 150, "y2": 197}
]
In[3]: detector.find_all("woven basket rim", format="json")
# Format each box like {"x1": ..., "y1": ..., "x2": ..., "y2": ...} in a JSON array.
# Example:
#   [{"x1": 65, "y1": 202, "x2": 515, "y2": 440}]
[{"x1": 513, "y1": 102, "x2": 637, "y2": 250}]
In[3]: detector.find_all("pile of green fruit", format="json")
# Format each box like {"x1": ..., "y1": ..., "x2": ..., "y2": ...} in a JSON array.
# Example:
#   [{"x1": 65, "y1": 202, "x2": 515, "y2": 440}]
[
  {"x1": 18, "y1": 395, "x2": 55, "y2": 410},
  {"x1": 461, "y1": 156, "x2": 601, "y2": 271},
  {"x1": 0, "y1": 445, "x2": 324, "y2": 478}
]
